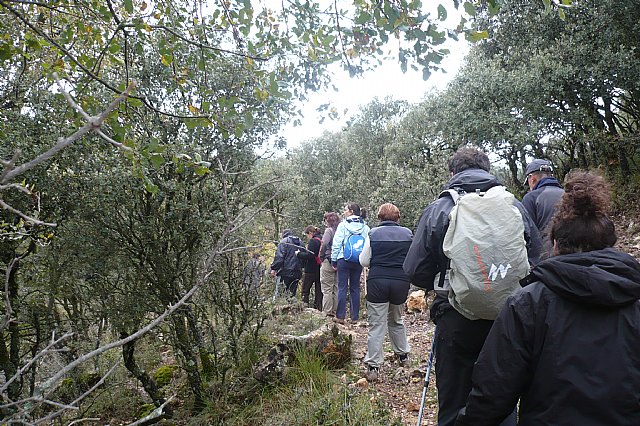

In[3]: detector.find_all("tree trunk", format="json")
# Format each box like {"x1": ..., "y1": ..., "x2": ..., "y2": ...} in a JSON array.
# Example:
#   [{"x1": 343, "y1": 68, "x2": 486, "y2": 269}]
[
  {"x1": 120, "y1": 331, "x2": 168, "y2": 411},
  {"x1": 171, "y1": 314, "x2": 205, "y2": 412}
]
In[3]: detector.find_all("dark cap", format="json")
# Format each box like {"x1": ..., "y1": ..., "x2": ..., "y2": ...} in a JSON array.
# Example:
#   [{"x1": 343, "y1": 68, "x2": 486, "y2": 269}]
[
  {"x1": 525, "y1": 159, "x2": 554, "y2": 185},
  {"x1": 281, "y1": 228, "x2": 292, "y2": 238}
]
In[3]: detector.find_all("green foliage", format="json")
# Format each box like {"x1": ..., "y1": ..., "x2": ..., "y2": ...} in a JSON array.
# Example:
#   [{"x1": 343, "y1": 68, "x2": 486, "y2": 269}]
[{"x1": 152, "y1": 365, "x2": 179, "y2": 388}]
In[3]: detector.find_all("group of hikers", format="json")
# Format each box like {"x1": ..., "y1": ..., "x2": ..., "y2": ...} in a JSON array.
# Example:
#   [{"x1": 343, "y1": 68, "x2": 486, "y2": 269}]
[{"x1": 257, "y1": 146, "x2": 640, "y2": 425}]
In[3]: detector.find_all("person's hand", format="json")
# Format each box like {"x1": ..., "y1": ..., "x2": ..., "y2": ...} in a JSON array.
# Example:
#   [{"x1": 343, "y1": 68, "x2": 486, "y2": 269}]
[
  {"x1": 270, "y1": 270, "x2": 276, "y2": 277},
  {"x1": 331, "y1": 261, "x2": 337, "y2": 271},
  {"x1": 295, "y1": 249, "x2": 300, "y2": 256}
]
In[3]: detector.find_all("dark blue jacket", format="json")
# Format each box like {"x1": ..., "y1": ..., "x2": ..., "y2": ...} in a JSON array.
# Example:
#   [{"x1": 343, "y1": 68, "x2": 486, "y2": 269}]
[
  {"x1": 365, "y1": 221, "x2": 413, "y2": 281},
  {"x1": 522, "y1": 176, "x2": 564, "y2": 235}
]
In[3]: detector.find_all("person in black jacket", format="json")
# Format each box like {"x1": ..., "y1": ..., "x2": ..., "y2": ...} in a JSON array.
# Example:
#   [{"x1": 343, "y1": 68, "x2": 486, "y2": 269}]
[
  {"x1": 297, "y1": 225, "x2": 323, "y2": 310},
  {"x1": 456, "y1": 171, "x2": 640, "y2": 426},
  {"x1": 403, "y1": 147, "x2": 541, "y2": 426},
  {"x1": 522, "y1": 158, "x2": 564, "y2": 259},
  {"x1": 270, "y1": 229, "x2": 304, "y2": 298},
  {"x1": 359, "y1": 203, "x2": 413, "y2": 382}
]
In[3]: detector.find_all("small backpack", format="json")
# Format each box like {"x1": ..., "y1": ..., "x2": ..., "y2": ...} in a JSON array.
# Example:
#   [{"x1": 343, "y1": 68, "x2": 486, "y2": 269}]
[
  {"x1": 343, "y1": 231, "x2": 365, "y2": 263},
  {"x1": 312, "y1": 237, "x2": 322, "y2": 265},
  {"x1": 441, "y1": 186, "x2": 530, "y2": 320}
]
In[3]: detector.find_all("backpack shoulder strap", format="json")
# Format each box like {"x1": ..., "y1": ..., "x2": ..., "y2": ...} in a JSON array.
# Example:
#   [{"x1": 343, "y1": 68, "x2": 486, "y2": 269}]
[{"x1": 440, "y1": 188, "x2": 463, "y2": 204}]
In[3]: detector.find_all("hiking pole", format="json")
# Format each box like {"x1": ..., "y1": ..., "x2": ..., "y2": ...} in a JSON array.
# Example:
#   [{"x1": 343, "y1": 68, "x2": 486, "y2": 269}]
[{"x1": 417, "y1": 330, "x2": 436, "y2": 426}]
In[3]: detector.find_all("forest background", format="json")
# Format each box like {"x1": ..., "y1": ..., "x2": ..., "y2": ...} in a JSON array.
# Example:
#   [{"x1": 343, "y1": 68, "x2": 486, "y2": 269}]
[{"x1": 1, "y1": 0, "x2": 639, "y2": 424}]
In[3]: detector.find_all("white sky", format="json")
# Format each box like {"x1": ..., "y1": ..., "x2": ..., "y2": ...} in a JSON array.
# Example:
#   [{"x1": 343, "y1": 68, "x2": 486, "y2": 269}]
[{"x1": 278, "y1": 35, "x2": 470, "y2": 148}]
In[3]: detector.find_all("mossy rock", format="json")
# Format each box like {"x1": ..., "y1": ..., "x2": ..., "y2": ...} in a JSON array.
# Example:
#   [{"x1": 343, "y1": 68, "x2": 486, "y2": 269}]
[
  {"x1": 152, "y1": 364, "x2": 179, "y2": 387},
  {"x1": 78, "y1": 371, "x2": 101, "y2": 390},
  {"x1": 137, "y1": 403, "x2": 156, "y2": 418},
  {"x1": 56, "y1": 378, "x2": 76, "y2": 404}
]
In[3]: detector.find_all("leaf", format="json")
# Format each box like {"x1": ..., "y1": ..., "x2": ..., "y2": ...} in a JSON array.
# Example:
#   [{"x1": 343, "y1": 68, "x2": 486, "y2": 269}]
[
  {"x1": 149, "y1": 154, "x2": 164, "y2": 169},
  {"x1": 194, "y1": 164, "x2": 210, "y2": 176},
  {"x1": 437, "y1": 4, "x2": 447, "y2": 21},
  {"x1": 144, "y1": 181, "x2": 158, "y2": 194},
  {"x1": 466, "y1": 30, "x2": 489, "y2": 42},
  {"x1": 463, "y1": 2, "x2": 476, "y2": 16},
  {"x1": 124, "y1": 0, "x2": 133, "y2": 13}
]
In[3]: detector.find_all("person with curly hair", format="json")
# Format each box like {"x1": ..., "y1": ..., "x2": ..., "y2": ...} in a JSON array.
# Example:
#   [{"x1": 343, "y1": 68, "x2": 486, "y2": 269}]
[{"x1": 456, "y1": 171, "x2": 640, "y2": 426}]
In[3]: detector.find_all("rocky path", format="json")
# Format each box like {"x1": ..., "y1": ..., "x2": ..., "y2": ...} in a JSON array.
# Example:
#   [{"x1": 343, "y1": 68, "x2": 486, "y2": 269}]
[{"x1": 335, "y1": 303, "x2": 438, "y2": 426}]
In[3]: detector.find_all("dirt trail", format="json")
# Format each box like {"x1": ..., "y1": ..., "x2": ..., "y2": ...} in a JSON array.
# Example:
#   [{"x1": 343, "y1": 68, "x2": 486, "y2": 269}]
[{"x1": 335, "y1": 309, "x2": 437, "y2": 425}]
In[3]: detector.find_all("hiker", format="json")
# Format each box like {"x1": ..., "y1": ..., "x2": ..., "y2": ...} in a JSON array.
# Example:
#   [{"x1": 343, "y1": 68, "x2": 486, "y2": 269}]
[
  {"x1": 331, "y1": 203, "x2": 370, "y2": 324},
  {"x1": 243, "y1": 252, "x2": 265, "y2": 301},
  {"x1": 320, "y1": 212, "x2": 340, "y2": 316},
  {"x1": 270, "y1": 229, "x2": 304, "y2": 298},
  {"x1": 522, "y1": 158, "x2": 564, "y2": 259},
  {"x1": 403, "y1": 147, "x2": 541, "y2": 426},
  {"x1": 359, "y1": 203, "x2": 413, "y2": 382},
  {"x1": 456, "y1": 171, "x2": 640, "y2": 426},
  {"x1": 296, "y1": 225, "x2": 323, "y2": 310}
]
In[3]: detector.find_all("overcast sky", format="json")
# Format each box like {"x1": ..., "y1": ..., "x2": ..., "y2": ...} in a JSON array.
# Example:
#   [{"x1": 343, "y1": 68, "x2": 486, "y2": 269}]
[{"x1": 278, "y1": 34, "x2": 470, "y2": 148}]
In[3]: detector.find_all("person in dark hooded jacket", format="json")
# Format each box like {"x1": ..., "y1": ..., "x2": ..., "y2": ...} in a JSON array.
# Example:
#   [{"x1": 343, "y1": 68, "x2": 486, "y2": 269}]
[
  {"x1": 455, "y1": 171, "x2": 640, "y2": 426},
  {"x1": 270, "y1": 229, "x2": 304, "y2": 298},
  {"x1": 522, "y1": 158, "x2": 564, "y2": 259},
  {"x1": 403, "y1": 147, "x2": 541, "y2": 426}
]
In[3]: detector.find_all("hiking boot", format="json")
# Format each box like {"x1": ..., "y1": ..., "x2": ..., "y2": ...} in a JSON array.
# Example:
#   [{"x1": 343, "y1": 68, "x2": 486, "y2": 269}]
[
  {"x1": 398, "y1": 354, "x2": 409, "y2": 368},
  {"x1": 333, "y1": 317, "x2": 345, "y2": 325},
  {"x1": 365, "y1": 366, "x2": 379, "y2": 382}
]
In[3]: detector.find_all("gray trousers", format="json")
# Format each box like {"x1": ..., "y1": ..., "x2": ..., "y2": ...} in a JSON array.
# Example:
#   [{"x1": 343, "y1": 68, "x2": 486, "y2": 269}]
[
  {"x1": 320, "y1": 260, "x2": 337, "y2": 315},
  {"x1": 363, "y1": 300, "x2": 410, "y2": 368}
]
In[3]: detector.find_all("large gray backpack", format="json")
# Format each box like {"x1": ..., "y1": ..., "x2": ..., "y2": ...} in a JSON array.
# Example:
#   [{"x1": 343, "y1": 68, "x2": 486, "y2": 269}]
[{"x1": 441, "y1": 186, "x2": 529, "y2": 320}]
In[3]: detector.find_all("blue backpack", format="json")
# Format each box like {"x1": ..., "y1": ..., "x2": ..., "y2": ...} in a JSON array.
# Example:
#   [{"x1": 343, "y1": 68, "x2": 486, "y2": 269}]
[{"x1": 343, "y1": 231, "x2": 365, "y2": 263}]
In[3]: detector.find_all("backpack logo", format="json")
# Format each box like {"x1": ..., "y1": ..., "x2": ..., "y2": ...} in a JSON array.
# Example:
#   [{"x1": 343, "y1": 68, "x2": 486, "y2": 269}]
[
  {"x1": 343, "y1": 232, "x2": 365, "y2": 263},
  {"x1": 489, "y1": 263, "x2": 512, "y2": 281},
  {"x1": 442, "y1": 186, "x2": 530, "y2": 320}
]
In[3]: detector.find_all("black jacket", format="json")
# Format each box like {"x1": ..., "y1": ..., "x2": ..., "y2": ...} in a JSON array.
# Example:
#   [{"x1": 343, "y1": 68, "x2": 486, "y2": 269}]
[
  {"x1": 403, "y1": 169, "x2": 542, "y2": 318},
  {"x1": 456, "y1": 248, "x2": 640, "y2": 426},
  {"x1": 296, "y1": 232, "x2": 322, "y2": 273},
  {"x1": 270, "y1": 232, "x2": 304, "y2": 279}
]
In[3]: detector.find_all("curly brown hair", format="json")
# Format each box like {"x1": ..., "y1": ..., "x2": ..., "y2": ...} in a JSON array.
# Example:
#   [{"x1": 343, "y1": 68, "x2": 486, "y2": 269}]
[{"x1": 549, "y1": 171, "x2": 616, "y2": 255}]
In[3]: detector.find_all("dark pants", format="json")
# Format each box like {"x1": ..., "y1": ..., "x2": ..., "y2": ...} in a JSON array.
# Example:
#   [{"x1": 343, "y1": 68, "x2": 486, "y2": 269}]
[
  {"x1": 302, "y1": 270, "x2": 322, "y2": 310},
  {"x1": 280, "y1": 275, "x2": 299, "y2": 298},
  {"x1": 435, "y1": 308, "x2": 517, "y2": 426},
  {"x1": 336, "y1": 259, "x2": 362, "y2": 321}
]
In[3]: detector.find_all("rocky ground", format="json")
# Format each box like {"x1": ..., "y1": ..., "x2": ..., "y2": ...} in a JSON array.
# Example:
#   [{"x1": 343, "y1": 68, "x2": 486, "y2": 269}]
[
  {"x1": 333, "y1": 213, "x2": 640, "y2": 425},
  {"x1": 337, "y1": 310, "x2": 438, "y2": 426}
]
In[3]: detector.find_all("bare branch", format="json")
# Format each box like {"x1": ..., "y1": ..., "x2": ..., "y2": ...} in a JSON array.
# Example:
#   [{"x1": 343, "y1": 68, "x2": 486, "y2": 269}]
[
  {"x1": 1, "y1": 74, "x2": 136, "y2": 184},
  {"x1": 0, "y1": 198, "x2": 57, "y2": 227},
  {"x1": 34, "y1": 269, "x2": 210, "y2": 399},
  {"x1": 0, "y1": 332, "x2": 74, "y2": 394},
  {"x1": 35, "y1": 361, "x2": 121, "y2": 425},
  {"x1": 125, "y1": 396, "x2": 175, "y2": 426}
]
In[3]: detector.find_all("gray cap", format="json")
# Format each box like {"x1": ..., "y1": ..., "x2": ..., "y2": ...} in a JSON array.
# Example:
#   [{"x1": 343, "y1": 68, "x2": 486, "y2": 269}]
[{"x1": 525, "y1": 159, "x2": 554, "y2": 179}]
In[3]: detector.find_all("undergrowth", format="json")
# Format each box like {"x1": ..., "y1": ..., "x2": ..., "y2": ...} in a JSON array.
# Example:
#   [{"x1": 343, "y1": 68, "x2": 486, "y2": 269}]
[{"x1": 190, "y1": 343, "x2": 402, "y2": 425}]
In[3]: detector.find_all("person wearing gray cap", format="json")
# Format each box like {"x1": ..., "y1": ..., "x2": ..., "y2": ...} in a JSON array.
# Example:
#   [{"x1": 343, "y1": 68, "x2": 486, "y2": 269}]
[{"x1": 522, "y1": 159, "x2": 564, "y2": 259}]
